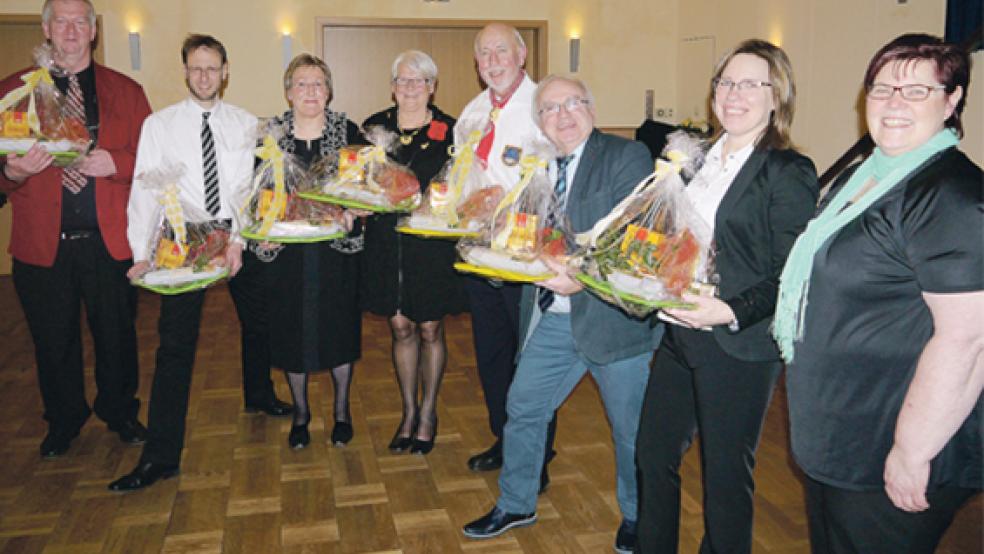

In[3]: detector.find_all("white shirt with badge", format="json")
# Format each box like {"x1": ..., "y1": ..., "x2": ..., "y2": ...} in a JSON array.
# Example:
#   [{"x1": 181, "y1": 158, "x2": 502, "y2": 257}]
[{"x1": 455, "y1": 74, "x2": 545, "y2": 193}]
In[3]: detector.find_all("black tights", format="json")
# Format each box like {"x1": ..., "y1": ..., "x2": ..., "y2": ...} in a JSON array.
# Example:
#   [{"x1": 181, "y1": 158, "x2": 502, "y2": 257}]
[
  {"x1": 285, "y1": 363, "x2": 353, "y2": 426},
  {"x1": 390, "y1": 313, "x2": 445, "y2": 441}
]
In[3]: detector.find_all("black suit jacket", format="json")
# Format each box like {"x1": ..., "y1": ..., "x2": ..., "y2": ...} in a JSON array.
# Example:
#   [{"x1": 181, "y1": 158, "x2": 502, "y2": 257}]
[{"x1": 710, "y1": 147, "x2": 819, "y2": 362}]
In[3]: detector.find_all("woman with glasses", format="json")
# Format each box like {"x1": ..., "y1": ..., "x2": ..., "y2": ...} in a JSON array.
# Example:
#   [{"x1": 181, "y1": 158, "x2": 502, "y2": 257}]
[
  {"x1": 635, "y1": 39, "x2": 818, "y2": 553},
  {"x1": 361, "y1": 50, "x2": 466, "y2": 455},
  {"x1": 264, "y1": 54, "x2": 365, "y2": 450},
  {"x1": 776, "y1": 34, "x2": 981, "y2": 553}
]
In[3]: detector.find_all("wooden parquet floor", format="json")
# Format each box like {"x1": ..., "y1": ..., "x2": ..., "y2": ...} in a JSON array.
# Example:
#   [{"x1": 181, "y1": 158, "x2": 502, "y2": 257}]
[{"x1": 0, "y1": 277, "x2": 979, "y2": 554}]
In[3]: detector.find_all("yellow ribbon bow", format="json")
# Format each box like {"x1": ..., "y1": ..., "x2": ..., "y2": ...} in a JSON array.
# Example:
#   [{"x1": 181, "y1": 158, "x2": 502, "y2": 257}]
[
  {"x1": 653, "y1": 149, "x2": 688, "y2": 179},
  {"x1": 253, "y1": 135, "x2": 286, "y2": 236},
  {"x1": 491, "y1": 154, "x2": 548, "y2": 223},
  {"x1": 0, "y1": 67, "x2": 55, "y2": 137},
  {"x1": 439, "y1": 129, "x2": 483, "y2": 225},
  {"x1": 160, "y1": 183, "x2": 187, "y2": 254}
]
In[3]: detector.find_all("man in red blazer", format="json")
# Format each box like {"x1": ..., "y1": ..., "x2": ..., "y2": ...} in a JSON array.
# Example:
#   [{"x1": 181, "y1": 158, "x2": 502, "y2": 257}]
[{"x1": 0, "y1": 0, "x2": 151, "y2": 458}]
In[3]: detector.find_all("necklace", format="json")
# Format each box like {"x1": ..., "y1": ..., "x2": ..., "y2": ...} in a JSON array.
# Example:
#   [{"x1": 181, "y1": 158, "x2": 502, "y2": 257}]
[{"x1": 398, "y1": 109, "x2": 432, "y2": 146}]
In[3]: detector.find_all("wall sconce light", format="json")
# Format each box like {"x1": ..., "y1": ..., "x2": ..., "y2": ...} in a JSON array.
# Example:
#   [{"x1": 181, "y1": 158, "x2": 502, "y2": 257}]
[
  {"x1": 282, "y1": 33, "x2": 292, "y2": 69},
  {"x1": 128, "y1": 32, "x2": 141, "y2": 71},
  {"x1": 569, "y1": 37, "x2": 580, "y2": 72}
]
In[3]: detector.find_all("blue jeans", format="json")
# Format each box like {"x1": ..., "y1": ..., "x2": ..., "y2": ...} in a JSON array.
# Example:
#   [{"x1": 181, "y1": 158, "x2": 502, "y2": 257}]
[{"x1": 497, "y1": 312, "x2": 651, "y2": 520}]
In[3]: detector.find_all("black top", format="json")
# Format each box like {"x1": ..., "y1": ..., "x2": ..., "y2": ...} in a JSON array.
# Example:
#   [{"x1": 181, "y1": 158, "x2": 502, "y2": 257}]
[
  {"x1": 359, "y1": 105, "x2": 468, "y2": 321},
  {"x1": 787, "y1": 147, "x2": 983, "y2": 491},
  {"x1": 54, "y1": 62, "x2": 98, "y2": 231}
]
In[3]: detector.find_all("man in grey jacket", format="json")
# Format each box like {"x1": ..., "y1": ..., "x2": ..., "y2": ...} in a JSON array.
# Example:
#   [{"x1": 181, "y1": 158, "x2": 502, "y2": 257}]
[{"x1": 462, "y1": 75, "x2": 662, "y2": 554}]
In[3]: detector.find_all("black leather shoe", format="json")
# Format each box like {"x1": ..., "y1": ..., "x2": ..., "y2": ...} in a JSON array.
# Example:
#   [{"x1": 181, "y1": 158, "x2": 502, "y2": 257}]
[
  {"x1": 108, "y1": 419, "x2": 147, "y2": 444},
  {"x1": 107, "y1": 461, "x2": 179, "y2": 492},
  {"x1": 331, "y1": 421, "x2": 353, "y2": 446},
  {"x1": 613, "y1": 519, "x2": 637, "y2": 554},
  {"x1": 388, "y1": 416, "x2": 415, "y2": 453},
  {"x1": 462, "y1": 506, "x2": 537, "y2": 539},
  {"x1": 245, "y1": 398, "x2": 294, "y2": 417},
  {"x1": 410, "y1": 417, "x2": 438, "y2": 455},
  {"x1": 288, "y1": 420, "x2": 310, "y2": 449},
  {"x1": 467, "y1": 441, "x2": 502, "y2": 471},
  {"x1": 40, "y1": 429, "x2": 80, "y2": 459}
]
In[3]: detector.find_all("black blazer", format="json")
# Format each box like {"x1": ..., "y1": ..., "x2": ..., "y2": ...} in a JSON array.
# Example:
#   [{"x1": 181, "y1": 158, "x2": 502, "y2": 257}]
[{"x1": 710, "y1": 147, "x2": 819, "y2": 362}]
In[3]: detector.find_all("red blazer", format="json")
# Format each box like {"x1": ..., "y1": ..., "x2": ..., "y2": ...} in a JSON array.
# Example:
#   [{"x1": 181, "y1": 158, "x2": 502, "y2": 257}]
[{"x1": 0, "y1": 63, "x2": 151, "y2": 267}]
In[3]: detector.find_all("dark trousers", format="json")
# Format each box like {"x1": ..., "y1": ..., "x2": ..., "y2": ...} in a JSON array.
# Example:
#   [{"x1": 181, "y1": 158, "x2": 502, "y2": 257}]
[
  {"x1": 141, "y1": 251, "x2": 274, "y2": 465},
  {"x1": 805, "y1": 477, "x2": 978, "y2": 554},
  {"x1": 464, "y1": 276, "x2": 557, "y2": 452},
  {"x1": 636, "y1": 326, "x2": 781, "y2": 554},
  {"x1": 13, "y1": 234, "x2": 139, "y2": 435}
]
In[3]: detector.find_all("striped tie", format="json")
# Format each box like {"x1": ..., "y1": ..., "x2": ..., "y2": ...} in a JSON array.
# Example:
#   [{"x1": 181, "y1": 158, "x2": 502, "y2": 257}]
[
  {"x1": 201, "y1": 112, "x2": 220, "y2": 216},
  {"x1": 538, "y1": 154, "x2": 575, "y2": 312},
  {"x1": 61, "y1": 74, "x2": 87, "y2": 194}
]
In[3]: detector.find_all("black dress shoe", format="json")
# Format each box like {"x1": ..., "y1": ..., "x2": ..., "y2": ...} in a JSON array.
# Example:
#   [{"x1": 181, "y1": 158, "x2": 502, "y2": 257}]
[
  {"x1": 331, "y1": 421, "x2": 353, "y2": 446},
  {"x1": 107, "y1": 461, "x2": 179, "y2": 492},
  {"x1": 108, "y1": 419, "x2": 147, "y2": 444},
  {"x1": 388, "y1": 417, "x2": 415, "y2": 453},
  {"x1": 467, "y1": 441, "x2": 502, "y2": 471},
  {"x1": 245, "y1": 398, "x2": 294, "y2": 417},
  {"x1": 410, "y1": 417, "x2": 438, "y2": 455},
  {"x1": 40, "y1": 429, "x2": 80, "y2": 459},
  {"x1": 613, "y1": 519, "x2": 637, "y2": 554},
  {"x1": 288, "y1": 420, "x2": 310, "y2": 449},
  {"x1": 462, "y1": 506, "x2": 537, "y2": 539}
]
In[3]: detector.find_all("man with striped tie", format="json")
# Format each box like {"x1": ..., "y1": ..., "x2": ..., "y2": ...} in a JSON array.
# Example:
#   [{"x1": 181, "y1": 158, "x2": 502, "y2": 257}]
[
  {"x1": 462, "y1": 75, "x2": 662, "y2": 554},
  {"x1": 0, "y1": 0, "x2": 151, "y2": 459},
  {"x1": 109, "y1": 34, "x2": 291, "y2": 492}
]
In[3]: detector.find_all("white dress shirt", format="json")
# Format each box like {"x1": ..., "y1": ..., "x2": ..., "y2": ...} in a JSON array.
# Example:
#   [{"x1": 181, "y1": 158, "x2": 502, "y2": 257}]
[
  {"x1": 544, "y1": 140, "x2": 587, "y2": 314},
  {"x1": 127, "y1": 98, "x2": 258, "y2": 261},
  {"x1": 456, "y1": 74, "x2": 546, "y2": 193},
  {"x1": 685, "y1": 134, "x2": 754, "y2": 234}
]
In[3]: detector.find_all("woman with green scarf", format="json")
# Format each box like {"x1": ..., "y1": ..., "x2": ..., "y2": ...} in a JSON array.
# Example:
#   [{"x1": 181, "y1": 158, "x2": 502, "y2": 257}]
[{"x1": 775, "y1": 34, "x2": 982, "y2": 553}]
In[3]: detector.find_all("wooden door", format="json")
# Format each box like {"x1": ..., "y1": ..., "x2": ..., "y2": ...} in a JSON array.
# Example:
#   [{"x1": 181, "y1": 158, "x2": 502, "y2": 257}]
[
  {"x1": 0, "y1": 15, "x2": 103, "y2": 276},
  {"x1": 320, "y1": 20, "x2": 543, "y2": 125}
]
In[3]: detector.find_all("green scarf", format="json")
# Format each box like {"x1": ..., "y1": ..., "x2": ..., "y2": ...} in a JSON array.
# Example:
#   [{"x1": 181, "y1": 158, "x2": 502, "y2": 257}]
[{"x1": 773, "y1": 128, "x2": 959, "y2": 363}]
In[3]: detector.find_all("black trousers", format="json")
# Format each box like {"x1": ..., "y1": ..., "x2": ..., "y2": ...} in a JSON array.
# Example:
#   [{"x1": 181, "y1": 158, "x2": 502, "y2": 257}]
[
  {"x1": 636, "y1": 326, "x2": 781, "y2": 554},
  {"x1": 805, "y1": 477, "x2": 978, "y2": 554},
  {"x1": 141, "y1": 251, "x2": 275, "y2": 465},
  {"x1": 464, "y1": 276, "x2": 556, "y2": 451},
  {"x1": 13, "y1": 234, "x2": 140, "y2": 435}
]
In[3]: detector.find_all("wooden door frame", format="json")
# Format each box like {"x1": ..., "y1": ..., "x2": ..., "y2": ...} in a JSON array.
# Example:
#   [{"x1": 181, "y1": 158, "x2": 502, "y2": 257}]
[
  {"x1": 0, "y1": 13, "x2": 105, "y2": 65},
  {"x1": 314, "y1": 17, "x2": 549, "y2": 81}
]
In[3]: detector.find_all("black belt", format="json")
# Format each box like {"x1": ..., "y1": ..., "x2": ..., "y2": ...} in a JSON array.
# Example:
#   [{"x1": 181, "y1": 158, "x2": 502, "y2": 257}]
[{"x1": 60, "y1": 229, "x2": 98, "y2": 240}]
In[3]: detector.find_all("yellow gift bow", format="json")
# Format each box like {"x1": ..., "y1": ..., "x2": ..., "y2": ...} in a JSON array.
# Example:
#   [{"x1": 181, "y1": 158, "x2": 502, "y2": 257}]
[
  {"x1": 160, "y1": 182, "x2": 187, "y2": 255},
  {"x1": 339, "y1": 144, "x2": 386, "y2": 184},
  {"x1": 653, "y1": 149, "x2": 687, "y2": 180},
  {"x1": 253, "y1": 135, "x2": 286, "y2": 236},
  {"x1": 439, "y1": 129, "x2": 482, "y2": 225},
  {"x1": 491, "y1": 154, "x2": 548, "y2": 224},
  {"x1": 0, "y1": 67, "x2": 54, "y2": 137}
]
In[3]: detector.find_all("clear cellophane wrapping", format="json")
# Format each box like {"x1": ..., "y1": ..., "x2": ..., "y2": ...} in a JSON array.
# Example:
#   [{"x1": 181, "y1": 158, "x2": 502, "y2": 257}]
[
  {"x1": 575, "y1": 131, "x2": 715, "y2": 317},
  {"x1": 237, "y1": 120, "x2": 344, "y2": 241},
  {"x1": 0, "y1": 44, "x2": 90, "y2": 154},
  {"x1": 314, "y1": 125, "x2": 421, "y2": 211},
  {"x1": 399, "y1": 122, "x2": 505, "y2": 233},
  {"x1": 139, "y1": 164, "x2": 230, "y2": 289},
  {"x1": 456, "y1": 140, "x2": 574, "y2": 280}
]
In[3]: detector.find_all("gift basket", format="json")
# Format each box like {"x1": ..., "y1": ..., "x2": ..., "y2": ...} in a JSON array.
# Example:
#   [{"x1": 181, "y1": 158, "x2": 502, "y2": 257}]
[
  {"x1": 132, "y1": 165, "x2": 231, "y2": 295},
  {"x1": 298, "y1": 126, "x2": 421, "y2": 212},
  {"x1": 396, "y1": 127, "x2": 505, "y2": 239},
  {"x1": 0, "y1": 45, "x2": 90, "y2": 166},
  {"x1": 454, "y1": 146, "x2": 572, "y2": 283},
  {"x1": 574, "y1": 132, "x2": 715, "y2": 317},
  {"x1": 238, "y1": 126, "x2": 345, "y2": 243}
]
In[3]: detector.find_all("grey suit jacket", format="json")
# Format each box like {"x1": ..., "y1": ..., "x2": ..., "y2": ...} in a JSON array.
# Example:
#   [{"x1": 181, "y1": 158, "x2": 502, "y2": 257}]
[{"x1": 518, "y1": 129, "x2": 664, "y2": 365}]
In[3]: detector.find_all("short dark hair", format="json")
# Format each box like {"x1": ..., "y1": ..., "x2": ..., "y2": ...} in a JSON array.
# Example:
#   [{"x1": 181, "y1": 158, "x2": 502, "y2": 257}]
[
  {"x1": 181, "y1": 34, "x2": 227, "y2": 65},
  {"x1": 863, "y1": 33, "x2": 971, "y2": 137}
]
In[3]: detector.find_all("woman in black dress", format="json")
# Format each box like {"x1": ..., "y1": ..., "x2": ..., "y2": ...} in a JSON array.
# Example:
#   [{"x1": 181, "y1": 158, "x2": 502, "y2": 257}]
[
  {"x1": 260, "y1": 54, "x2": 364, "y2": 449},
  {"x1": 362, "y1": 50, "x2": 467, "y2": 455}
]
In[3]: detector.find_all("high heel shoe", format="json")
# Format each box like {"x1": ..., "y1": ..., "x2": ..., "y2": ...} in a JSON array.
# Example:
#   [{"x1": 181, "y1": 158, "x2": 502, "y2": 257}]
[
  {"x1": 288, "y1": 417, "x2": 310, "y2": 449},
  {"x1": 331, "y1": 420, "x2": 353, "y2": 446},
  {"x1": 388, "y1": 414, "x2": 417, "y2": 453},
  {"x1": 410, "y1": 416, "x2": 438, "y2": 455}
]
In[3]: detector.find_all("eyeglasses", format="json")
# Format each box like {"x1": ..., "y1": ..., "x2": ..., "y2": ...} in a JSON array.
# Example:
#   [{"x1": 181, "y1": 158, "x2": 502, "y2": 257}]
[
  {"x1": 712, "y1": 78, "x2": 773, "y2": 93},
  {"x1": 537, "y1": 97, "x2": 591, "y2": 117},
  {"x1": 867, "y1": 83, "x2": 946, "y2": 101},
  {"x1": 393, "y1": 77, "x2": 431, "y2": 89},
  {"x1": 292, "y1": 80, "x2": 327, "y2": 93}
]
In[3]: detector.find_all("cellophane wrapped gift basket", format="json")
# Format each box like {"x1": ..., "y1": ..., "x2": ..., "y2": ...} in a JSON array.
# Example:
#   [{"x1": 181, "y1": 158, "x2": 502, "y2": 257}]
[
  {"x1": 238, "y1": 122, "x2": 345, "y2": 243},
  {"x1": 455, "y1": 142, "x2": 573, "y2": 283},
  {"x1": 396, "y1": 125, "x2": 505, "y2": 239},
  {"x1": 574, "y1": 132, "x2": 716, "y2": 317},
  {"x1": 299, "y1": 126, "x2": 421, "y2": 212},
  {"x1": 0, "y1": 45, "x2": 90, "y2": 166},
  {"x1": 133, "y1": 165, "x2": 231, "y2": 294}
]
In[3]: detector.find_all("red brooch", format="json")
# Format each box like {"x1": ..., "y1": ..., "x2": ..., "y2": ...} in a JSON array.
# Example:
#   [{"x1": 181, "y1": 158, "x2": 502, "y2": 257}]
[{"x1": 427, "y1": 120, "x2": 448, "y2": 141}]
